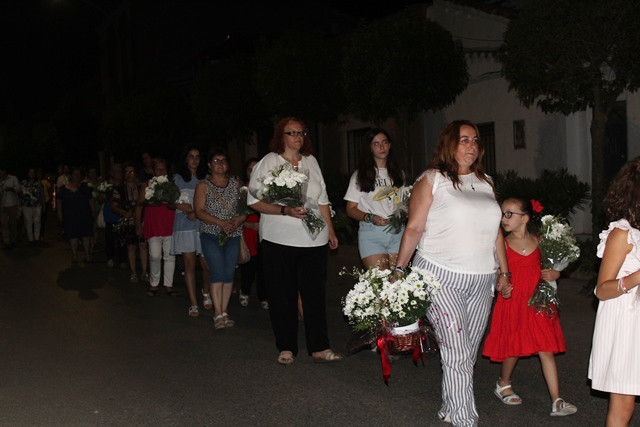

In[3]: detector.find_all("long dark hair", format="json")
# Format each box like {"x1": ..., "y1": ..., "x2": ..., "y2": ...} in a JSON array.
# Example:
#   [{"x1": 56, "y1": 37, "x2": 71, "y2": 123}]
[
  {"x1": 430, "y1": 120, "x2": 491, "y2": 190},
  {"x1": 603, "y1": 156, "x2": 640, "y2": 229},
  {"x1": 176, "y1": 144, "x2": 207, "y2": 182},
  {"x1": 356, "y1": 128, "x2": 405, "y2": 193}
]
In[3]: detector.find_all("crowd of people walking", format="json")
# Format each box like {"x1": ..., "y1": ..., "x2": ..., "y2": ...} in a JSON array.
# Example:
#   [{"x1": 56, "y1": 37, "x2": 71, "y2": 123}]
[{"x1": 3, "y1": 116, "x2": 640, "y2": 426}]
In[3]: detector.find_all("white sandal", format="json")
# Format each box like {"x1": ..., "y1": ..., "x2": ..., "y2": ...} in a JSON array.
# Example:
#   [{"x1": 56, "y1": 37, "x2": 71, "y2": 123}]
[
  {"x1": 550, "y1": 398, "x2": 577, "y2": 416},
  {"x1": 494, "y1": 381, "x2": 522, "y2": 405},
  {"x1": 202, "y1": 290, "x2": 212, "y2": 310}
]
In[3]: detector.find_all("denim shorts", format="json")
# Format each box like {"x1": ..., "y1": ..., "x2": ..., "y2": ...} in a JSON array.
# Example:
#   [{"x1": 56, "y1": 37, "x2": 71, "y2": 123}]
[
  {"x1": 200, "y1": 233, "x2": 240, "y2": 283},
  {"x1": 358, "y1": 221, "x2": 403, "y2": 259}
]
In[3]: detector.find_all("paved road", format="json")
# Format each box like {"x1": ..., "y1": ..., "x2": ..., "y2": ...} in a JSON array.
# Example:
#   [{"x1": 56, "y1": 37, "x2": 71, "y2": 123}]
[{"x1": 0, "y1": 223, "x2": 628, "y2": 426}]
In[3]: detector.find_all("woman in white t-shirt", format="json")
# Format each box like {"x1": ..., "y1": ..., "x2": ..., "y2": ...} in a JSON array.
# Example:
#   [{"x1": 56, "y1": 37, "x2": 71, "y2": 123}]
[
  {"x1": 394, "y1": 120, "x2": 512, "y2": 426},
  {"x1": 344, "y1": 128, "x2": 406, "y2": 269}
]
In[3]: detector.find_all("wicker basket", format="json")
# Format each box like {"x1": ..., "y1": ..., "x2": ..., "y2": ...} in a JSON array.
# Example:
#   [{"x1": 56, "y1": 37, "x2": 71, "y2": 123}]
[
  {"x1": 390, "y1": 331, "x2": 421, "y2": 353},
  {"x1": 389, "y1": 320, "x2": 421, "y2": 353}
]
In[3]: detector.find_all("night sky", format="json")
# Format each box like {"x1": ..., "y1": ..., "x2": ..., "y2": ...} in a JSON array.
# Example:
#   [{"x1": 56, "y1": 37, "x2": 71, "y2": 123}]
[{"x1": 0, "y1": 0, "x2": 426, "y2": 124}]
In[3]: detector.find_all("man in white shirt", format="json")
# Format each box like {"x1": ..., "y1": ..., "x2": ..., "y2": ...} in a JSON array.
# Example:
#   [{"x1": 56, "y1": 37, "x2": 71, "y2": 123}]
[{"x1": 0, "y1": 166, "x2": 20, "y2": 249}]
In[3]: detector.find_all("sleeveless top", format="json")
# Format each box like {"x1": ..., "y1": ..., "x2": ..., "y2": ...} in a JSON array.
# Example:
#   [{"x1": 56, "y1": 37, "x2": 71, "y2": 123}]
[
  {"x1": 199, "y1": 176, "x2": 242, "y2": 238},
  {"x1": 416, "y1": 169, "x2": 501, "y2": 274}
]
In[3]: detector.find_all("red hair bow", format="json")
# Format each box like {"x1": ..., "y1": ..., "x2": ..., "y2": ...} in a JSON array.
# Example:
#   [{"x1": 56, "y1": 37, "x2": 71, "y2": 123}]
[{"x1": 530, "y1": 199, "x2": 544, "y2": 213}]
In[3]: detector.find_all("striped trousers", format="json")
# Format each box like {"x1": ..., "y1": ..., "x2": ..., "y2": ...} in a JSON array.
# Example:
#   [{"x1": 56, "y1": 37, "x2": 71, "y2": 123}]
[{"x1": 415, "y1": 256, "x2": 495, "y2": 427}]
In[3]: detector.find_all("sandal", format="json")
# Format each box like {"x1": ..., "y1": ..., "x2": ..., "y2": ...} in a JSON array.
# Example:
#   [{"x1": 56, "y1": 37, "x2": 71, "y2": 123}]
[
  {"x1": 312, "y1": 349, "x2": 343, "y2": 364},
  {"x1": 213, "y1": 314, "x2": 226, "y2": 329},
  {"x1": 222, "y1": 312, "x2": 234, "y2": 327},
  {"x1": 239, "y1": 293, "x2": 249, "y2": 307},
  {"x1": 188, "y1": 306, "x2": 199, "y2": 317},
  {"x1": 550, "y1": 398, "x2": 577, "y2": 416},
  {"x1": 494, "y1": 381, "x2": 522, "y2": 405},
  {"x1": 202, "y1": 290, "x2": 212, "y2": 310},
  {"x1": 165, "y1": 288, "x2": 179, "y2": 297},
  {"x1": 277, "y1": 351, "x2": 294, "y2": 365},
  {"x1": 141, "y1": 273, "x2": 149, "y2": 282},
  {"x1": 146, "y1": 287, "x2": 158, "y2": 297},
  {"x1": 129, "y1": 273, "x2": 138, "y2": 283}
]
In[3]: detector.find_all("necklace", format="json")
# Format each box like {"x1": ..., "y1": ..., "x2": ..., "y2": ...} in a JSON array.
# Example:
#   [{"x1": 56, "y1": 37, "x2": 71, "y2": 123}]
[
  {"x1": 282, "y1": 153, "x2": 301, "y2": 170},
  {"x1": 511, "y1": 232, "x2": 530, "y2": 254}
]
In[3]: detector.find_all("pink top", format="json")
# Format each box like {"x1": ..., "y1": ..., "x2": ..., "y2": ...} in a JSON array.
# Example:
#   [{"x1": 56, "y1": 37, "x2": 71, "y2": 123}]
[{"x1": 143, "y1": 204, "x2": 175, "y2": 239}]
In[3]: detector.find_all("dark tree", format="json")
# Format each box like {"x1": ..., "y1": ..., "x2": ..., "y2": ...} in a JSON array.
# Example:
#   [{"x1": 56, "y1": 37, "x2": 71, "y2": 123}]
[{"x1": 498, "y1": 0, "x2": 640, "y2": 239}]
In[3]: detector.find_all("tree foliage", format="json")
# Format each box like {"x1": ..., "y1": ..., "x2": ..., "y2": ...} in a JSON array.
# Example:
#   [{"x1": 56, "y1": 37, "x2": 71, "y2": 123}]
[
  {"x1": 498, "y1": 0, "x2": 640, "y2": 238},
  {"x1": 342, "y1": 8, "x2": 468, "y2": 124},
  {"x1": 255, "y1": 32, "x2": 345, "y2": 124},
  {"x1": 103, "y1": 84, "x2": 195, "y2": 161},
  {"x1": 191, "y1": 55, "x2": 269, "y2": 144},
  {"x1": 499, "y1": 0, "x2": 640, "y2": 115}
]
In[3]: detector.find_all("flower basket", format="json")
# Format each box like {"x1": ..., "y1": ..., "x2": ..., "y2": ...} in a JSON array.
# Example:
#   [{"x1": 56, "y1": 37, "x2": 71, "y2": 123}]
[
  {"x1": 389, "y1": 320, "x2": 421, "y2": 353},
  {"x1": 341, "y1": 266, "x2": 441, "y2": 384}
]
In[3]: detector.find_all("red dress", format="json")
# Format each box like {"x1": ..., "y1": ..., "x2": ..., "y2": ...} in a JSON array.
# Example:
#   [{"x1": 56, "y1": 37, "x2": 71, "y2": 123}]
[{"x1": 482, "y1": 242, "x2": 566, "y2": 362}]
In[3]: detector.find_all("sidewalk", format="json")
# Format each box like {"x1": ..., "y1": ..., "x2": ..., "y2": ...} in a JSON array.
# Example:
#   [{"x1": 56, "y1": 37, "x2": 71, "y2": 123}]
[{"x1": 0, "y1": 227, "x2": 620, "y2": 426}]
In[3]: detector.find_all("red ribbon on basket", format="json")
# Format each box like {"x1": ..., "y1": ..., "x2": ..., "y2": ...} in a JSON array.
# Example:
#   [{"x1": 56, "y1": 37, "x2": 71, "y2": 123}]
[
  {"x1": 377, "y1": 321, "x2": 427, "y2": 385},
  {"x1": 377, "y1": 328, "x2": 394, "y2": 385}
]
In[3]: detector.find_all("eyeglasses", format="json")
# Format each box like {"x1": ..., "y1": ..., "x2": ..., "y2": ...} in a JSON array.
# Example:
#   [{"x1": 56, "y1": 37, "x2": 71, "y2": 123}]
[
  {"x1": 502, "y1": 211, "x2": 526, "y2": 219},
  {"x1": 283, "y1": 131, "x2": 307, "y2": 137},
  {"x1": 211, "y1": 159, "x2": 227, "y2": 164}
]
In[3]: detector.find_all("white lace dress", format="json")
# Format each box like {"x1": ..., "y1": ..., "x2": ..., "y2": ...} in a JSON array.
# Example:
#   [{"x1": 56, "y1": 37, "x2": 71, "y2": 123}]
[{"x1": 588, "y1": 219, "x2": 640, "y2": 394}]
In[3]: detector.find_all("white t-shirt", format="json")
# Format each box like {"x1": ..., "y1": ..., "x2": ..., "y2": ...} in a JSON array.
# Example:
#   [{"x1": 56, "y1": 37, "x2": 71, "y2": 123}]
[
  {"x1": 343, "y1": 168, "x2": 404, "y2": 218},
  {"x1": 416, "y1": 169, "x2": 501, "y2": 274},
  {"x1": 247, "y1": 152, "x2": 329, "y2": 248}
]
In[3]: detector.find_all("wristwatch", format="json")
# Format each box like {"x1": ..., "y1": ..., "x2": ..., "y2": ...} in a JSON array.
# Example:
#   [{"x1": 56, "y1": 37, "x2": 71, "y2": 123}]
[{"x1": 280, "y1": 205, "x2": 286, "y2": 216}]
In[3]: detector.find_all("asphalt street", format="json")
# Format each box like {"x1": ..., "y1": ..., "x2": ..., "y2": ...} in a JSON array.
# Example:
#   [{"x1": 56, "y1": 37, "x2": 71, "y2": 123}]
[{"x1": 0, "y1": 221, "x2": 631, "y2": 426}]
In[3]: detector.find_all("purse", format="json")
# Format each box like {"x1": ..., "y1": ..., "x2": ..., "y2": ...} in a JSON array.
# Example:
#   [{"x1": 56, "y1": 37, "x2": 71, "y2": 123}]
[{"x1": 206, "y1": 180, "x2": 251, "y2": 265}]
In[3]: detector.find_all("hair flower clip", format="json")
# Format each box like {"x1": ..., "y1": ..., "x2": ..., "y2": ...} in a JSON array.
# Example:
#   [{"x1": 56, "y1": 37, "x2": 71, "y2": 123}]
[{"x1": 530, "y1": 199, "x2": 544, "y2": 213}]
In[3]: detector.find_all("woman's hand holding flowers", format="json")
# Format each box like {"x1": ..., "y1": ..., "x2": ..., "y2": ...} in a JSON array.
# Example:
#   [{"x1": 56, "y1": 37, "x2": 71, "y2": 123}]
[
  {"x1": 541, "y1": 269, "x2": 560, "y2": 282},
  {"x1": 284, "y1": 205, "x2": 307, "y2": 219}
]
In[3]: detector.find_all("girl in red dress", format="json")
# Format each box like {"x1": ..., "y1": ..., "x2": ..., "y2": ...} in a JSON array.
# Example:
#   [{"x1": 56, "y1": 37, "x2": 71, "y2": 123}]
[{"x1": 482, "y1": 197, "x2": 576, "y2": 417}]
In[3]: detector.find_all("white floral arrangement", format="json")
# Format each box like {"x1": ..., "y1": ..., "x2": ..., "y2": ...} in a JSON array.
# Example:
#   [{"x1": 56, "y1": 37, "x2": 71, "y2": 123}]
[
  {"x1": 177, "y1": 191, "x2": 192, "y2": 205},
  {"x1": 258, "y1": 163, "x2": 325, "y2": 239},
  {"x1": 341, "y1": 266, "x2": 440, "y2": 331},
  {"x1": 528, "y1": 214, "x2": 581, "y2": 316},
  {"x1": 96, "y1": 180, "x2": 113, "y2": 195},
  {"x1": 144, "y1": 175, "x2": 180, "y2": 204},
  {"x1": 258, "y1": 163, "x2": 308, "y2": 205},
  {"x1": 385, "y1": 185, "x2": 412, "y2": 234}
]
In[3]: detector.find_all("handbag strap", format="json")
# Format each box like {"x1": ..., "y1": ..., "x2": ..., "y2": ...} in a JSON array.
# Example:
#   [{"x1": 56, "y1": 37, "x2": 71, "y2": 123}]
[{"x1": 205, "y1": 179, "x2": 235, "y2": 216}]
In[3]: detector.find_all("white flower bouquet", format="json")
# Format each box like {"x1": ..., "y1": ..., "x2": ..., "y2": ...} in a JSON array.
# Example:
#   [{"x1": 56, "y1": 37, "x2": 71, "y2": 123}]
[
  {"x1": 527, "y1": 214, "x2": 581, "y2": 316},
  {"x1": 236, "y1": 186, "x2": 254, "y2": 215},
  {"x1": 258, "y1": 163, "x2": 326, "y2": 240},
  {"x1": 144, "y1": 175, "x2": 180, "y2": 205},
  {"x1": 96, "y1": 180, "x2": 113, "y2": 196},
  {"x1": 341, "y1": 265, "x2": 440, "y2": 332},
  {"x1": 385, "y1": 185, "x2": 412, "y2": 234}
]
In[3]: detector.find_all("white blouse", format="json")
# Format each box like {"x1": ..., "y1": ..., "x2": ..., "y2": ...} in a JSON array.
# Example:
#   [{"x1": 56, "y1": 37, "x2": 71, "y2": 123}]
[
  {"x1": 416, "y1": 169, "x2": 501, "y2": 274},
  {"x1": 247, "y1": 152, "x2": 330, "y2": 248}
]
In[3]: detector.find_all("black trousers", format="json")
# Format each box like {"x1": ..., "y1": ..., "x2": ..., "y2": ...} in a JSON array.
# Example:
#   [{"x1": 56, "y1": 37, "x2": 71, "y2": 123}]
[
  {"x1": 240, "y1": 251, "x2": 267, "y2": 301},
  {"x1": 261, "y1": 240, "x2": 330, "y2": 356}
]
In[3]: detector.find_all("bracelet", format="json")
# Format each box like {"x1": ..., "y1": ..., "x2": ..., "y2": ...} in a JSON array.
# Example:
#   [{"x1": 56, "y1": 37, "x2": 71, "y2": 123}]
[
  {"x1": 280, "y1": 205, "x2": 286, "y2": 216},
  {"x1": 498, "y1": 272, "x2": 512, "y2": 278},
  {"x1": 619, "y1": 277, "x2": 630, "y2": 293},
  {"x1": 367, "y1": 213, "x2": 375, "y2": 223},
  {"x1": 394, "y1": 266, "x2": 405, "y2": 274}
]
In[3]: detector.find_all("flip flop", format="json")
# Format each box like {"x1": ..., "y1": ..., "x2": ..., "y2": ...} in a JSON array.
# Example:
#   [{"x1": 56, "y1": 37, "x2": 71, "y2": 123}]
[
  {"x1": 312, "y1": 350, "x2": 343, "y2": 364},
  {"x1": 278, "y1": 351, "x2": 294, "y2": 365}
]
